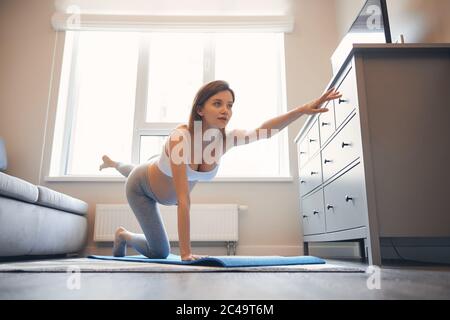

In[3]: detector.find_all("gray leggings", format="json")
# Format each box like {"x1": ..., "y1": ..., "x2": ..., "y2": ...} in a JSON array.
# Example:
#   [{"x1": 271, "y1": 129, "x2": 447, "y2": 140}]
[{"x1": 114, "y1": 160, "x2": 170, "y2": 258}]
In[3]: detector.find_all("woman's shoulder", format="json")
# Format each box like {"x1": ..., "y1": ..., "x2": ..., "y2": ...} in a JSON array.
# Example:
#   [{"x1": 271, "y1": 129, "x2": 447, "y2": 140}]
[
  {"x1": 163, "y1": 125, "x2": 189, "y2": 154},
  {"x1": 167, "y1": 125, "x2": 190, "y2": 147},
  {"x1": 172, "y1": 125, "x2": 190, "y2": 139},
  {"x1": 176, "y1": 124, "x2": 188, "y2": 130},
  {"x1": 168, "y1": 125, "x2": 189, "y2": 137},
  {"x1": 172, "y1": 124, "x2": 189, "y2": 134}
]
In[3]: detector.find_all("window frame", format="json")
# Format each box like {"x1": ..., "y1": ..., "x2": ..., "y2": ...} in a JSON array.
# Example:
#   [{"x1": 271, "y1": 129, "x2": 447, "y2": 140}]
[
  {"x1": 130, "y1": 33, "x2": 216, "y2": 164},
  {"x1": 61, "y1": 31, "x2": 81, "y2": 176},
  {"x1": 45, "y1": 31, "x2": 292, "y2": 182}
]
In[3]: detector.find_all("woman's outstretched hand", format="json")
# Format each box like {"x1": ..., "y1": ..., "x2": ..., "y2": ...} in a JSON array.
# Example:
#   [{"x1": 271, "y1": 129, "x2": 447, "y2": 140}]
[{"x1": 299, "y1": 87, "x2": 342, "y2": 115}]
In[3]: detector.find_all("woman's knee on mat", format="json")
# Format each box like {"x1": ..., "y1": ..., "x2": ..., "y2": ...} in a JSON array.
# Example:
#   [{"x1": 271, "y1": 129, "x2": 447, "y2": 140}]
[{"x1": 151, "y1": 246, "x2": 170, "y2": 259}]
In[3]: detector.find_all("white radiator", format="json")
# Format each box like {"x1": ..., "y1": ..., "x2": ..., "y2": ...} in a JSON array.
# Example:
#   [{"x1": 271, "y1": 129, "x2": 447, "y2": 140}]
[{"x1": 94, "y1": 204, "x2": 244, "y2": 254}]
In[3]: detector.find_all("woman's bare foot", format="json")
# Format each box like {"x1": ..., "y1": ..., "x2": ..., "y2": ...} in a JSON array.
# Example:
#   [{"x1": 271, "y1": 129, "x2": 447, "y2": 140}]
[
  {"x1": 99, "y1": 155, "x2": 117, "y2": 171},
  {"x1": 113, "y1": 226, "x2": 128, "y2": 257}
]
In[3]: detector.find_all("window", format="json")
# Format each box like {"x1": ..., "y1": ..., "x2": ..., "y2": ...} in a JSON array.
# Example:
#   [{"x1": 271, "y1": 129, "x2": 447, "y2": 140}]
[
  {"x1": 50, "y1": 30, "x2": 289, "y2": 179},
  {"x1": 146, "y1": 33, "x2": 205, "y2": 123}
]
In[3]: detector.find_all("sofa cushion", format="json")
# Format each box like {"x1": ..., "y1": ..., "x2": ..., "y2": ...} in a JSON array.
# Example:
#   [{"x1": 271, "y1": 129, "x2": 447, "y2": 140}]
[
  {"x1": 36, "y1": 185, "x2": 88, "y2": 216},
  {"x1": 0, "y1": 138, "x2": 7, "y2": 171},
  {"x1": 0, "y1": 172, "x2": 39, "y2": 203}
]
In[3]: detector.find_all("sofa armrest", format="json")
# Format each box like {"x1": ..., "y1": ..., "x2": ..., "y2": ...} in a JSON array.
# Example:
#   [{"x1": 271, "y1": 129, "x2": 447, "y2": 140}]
[
  {"x1": 0, "y1": 172, "x2": 39, "y2": 203},
  {"x1": 37, "y1": 186, "x2": 88, "y2": 216}
]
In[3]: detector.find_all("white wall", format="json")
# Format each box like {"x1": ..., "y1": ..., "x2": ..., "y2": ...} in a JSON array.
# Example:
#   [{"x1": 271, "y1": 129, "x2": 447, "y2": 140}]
[
  {"x1": 386, "y1": 0, "x2": 450, "y2": 43},
  {"x1": 333, "y1": 0, "x2": 450, "y2": 43},
  {"x1": 0, "y1": 0, "x2": 56, "y2": 183},
  {"x1": 0, "y1": 0, "x2": 340, "y2": 257},
  {"x1": 334, "y1": 0, "x2": 366, "y2": 39}
]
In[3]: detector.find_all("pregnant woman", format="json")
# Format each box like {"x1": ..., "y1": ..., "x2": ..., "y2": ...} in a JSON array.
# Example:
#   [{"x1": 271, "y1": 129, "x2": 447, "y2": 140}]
[{"x1": 99, "y1": 80, "x2": 341, "y2": 261}]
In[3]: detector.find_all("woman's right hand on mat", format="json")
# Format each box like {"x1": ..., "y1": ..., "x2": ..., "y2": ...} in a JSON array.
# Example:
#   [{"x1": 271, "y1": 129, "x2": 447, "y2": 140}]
[{"x1": 181, "y1": 254, "x2": 209, "y2": 261}]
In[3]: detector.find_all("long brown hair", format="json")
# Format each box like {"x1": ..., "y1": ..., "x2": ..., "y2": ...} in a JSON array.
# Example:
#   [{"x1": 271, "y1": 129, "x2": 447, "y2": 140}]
[{"x1": 188, "y1": 80, "x2": 235, "y2": 138}]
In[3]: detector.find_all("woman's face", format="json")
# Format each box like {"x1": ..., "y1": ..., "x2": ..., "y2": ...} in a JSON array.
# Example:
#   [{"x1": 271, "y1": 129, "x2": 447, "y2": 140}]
[{"x1": 198, "y1": 90, "x2": 234, "y2": 129}]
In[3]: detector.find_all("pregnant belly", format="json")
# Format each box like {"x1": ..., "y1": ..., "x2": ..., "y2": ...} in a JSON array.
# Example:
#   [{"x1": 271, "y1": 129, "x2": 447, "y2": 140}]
[{"x1": 147, "y1": 163, "x2": 196, "y2": 205}]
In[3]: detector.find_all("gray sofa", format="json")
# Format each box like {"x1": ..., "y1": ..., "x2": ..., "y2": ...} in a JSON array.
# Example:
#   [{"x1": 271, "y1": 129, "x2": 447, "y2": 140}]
[{"x1": 0, "y1": 138, "x2": 88, "y2": 258}]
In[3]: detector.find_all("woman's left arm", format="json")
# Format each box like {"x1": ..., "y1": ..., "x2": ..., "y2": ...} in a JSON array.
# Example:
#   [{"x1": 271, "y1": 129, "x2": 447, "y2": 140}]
[
  {"x1": 258, "y1": 87, "x2": 342, "y2": 138},
  {"x1": 226, "y1": 88, "x2": 341, "y2": 150}
]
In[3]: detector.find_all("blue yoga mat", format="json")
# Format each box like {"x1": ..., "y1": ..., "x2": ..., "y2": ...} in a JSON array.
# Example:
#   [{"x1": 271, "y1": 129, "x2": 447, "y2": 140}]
[{"x1": 88, "y1": 254, "x2": 326, "y2": 267}]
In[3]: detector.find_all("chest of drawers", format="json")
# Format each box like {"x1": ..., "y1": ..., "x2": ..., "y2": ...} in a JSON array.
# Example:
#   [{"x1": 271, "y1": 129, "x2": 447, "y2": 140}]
[{"x1": 294, "y1": 44, "x2": 450, "y2": 265}]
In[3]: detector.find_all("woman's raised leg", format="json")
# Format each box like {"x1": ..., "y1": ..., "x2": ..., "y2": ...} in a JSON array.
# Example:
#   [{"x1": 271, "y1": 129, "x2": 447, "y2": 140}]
[{"x1": 99, "y1": 155, "x2": 135, "y2": 178}]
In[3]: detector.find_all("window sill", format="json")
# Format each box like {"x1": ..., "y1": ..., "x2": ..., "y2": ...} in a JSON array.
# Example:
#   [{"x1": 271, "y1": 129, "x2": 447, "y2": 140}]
[
  {"x1": 44, "y1": 176, "x2": 295, "y2": 183},
  {"x1": 44, "y1": 176, "x2": 126, "y2": 182}
]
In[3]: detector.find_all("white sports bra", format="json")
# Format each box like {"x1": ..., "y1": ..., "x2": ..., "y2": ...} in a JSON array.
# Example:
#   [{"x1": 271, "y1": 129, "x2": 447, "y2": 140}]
[{"x1": 155, "y1": 128, "x2": 221, "y2": 182}]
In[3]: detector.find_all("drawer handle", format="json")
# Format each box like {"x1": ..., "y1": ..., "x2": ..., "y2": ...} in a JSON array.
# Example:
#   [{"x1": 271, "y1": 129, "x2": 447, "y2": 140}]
[
  {"x1": 326, "y1": 205, "x2": 334, "y2": 210},
  {"x1": 313, "y1": 211, "x2": 319, "y2": 215},
  {"x1": 300, "y1": 151, "x2": 306, "y2": 155},
  {"x1": 303, "y1": 215, "x2": 308, "y2": 219},
  {"x1": 300, "y1": 180, "x2": 306, "y2": 184},
  {"x1": 310, "y1": 171, "x2": 318, "y2": 176},
  {"x1": 341, "y1": 142, "x2": 352, "y2": 148},
  {"x1": 321, "y1": 122, "x2": 330, "y2": 127},
  {"x1": 338, "y1": 98, "x2": 348, "y2": 104},
  {"x1": 345, "y1": 196, "x2": 354, "y2": 202},
  {"x1": 324, "y1": 159, "x2": 332, "y2": 164},
  {"x1": 309, "y1": 139, "x2": 317, "y2": 143}
]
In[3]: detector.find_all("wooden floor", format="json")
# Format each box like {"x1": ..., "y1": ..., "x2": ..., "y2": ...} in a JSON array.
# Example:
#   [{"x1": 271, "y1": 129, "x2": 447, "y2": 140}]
[{"x1": 1, "y1": 258, "x2": 449, "y2": 300}]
